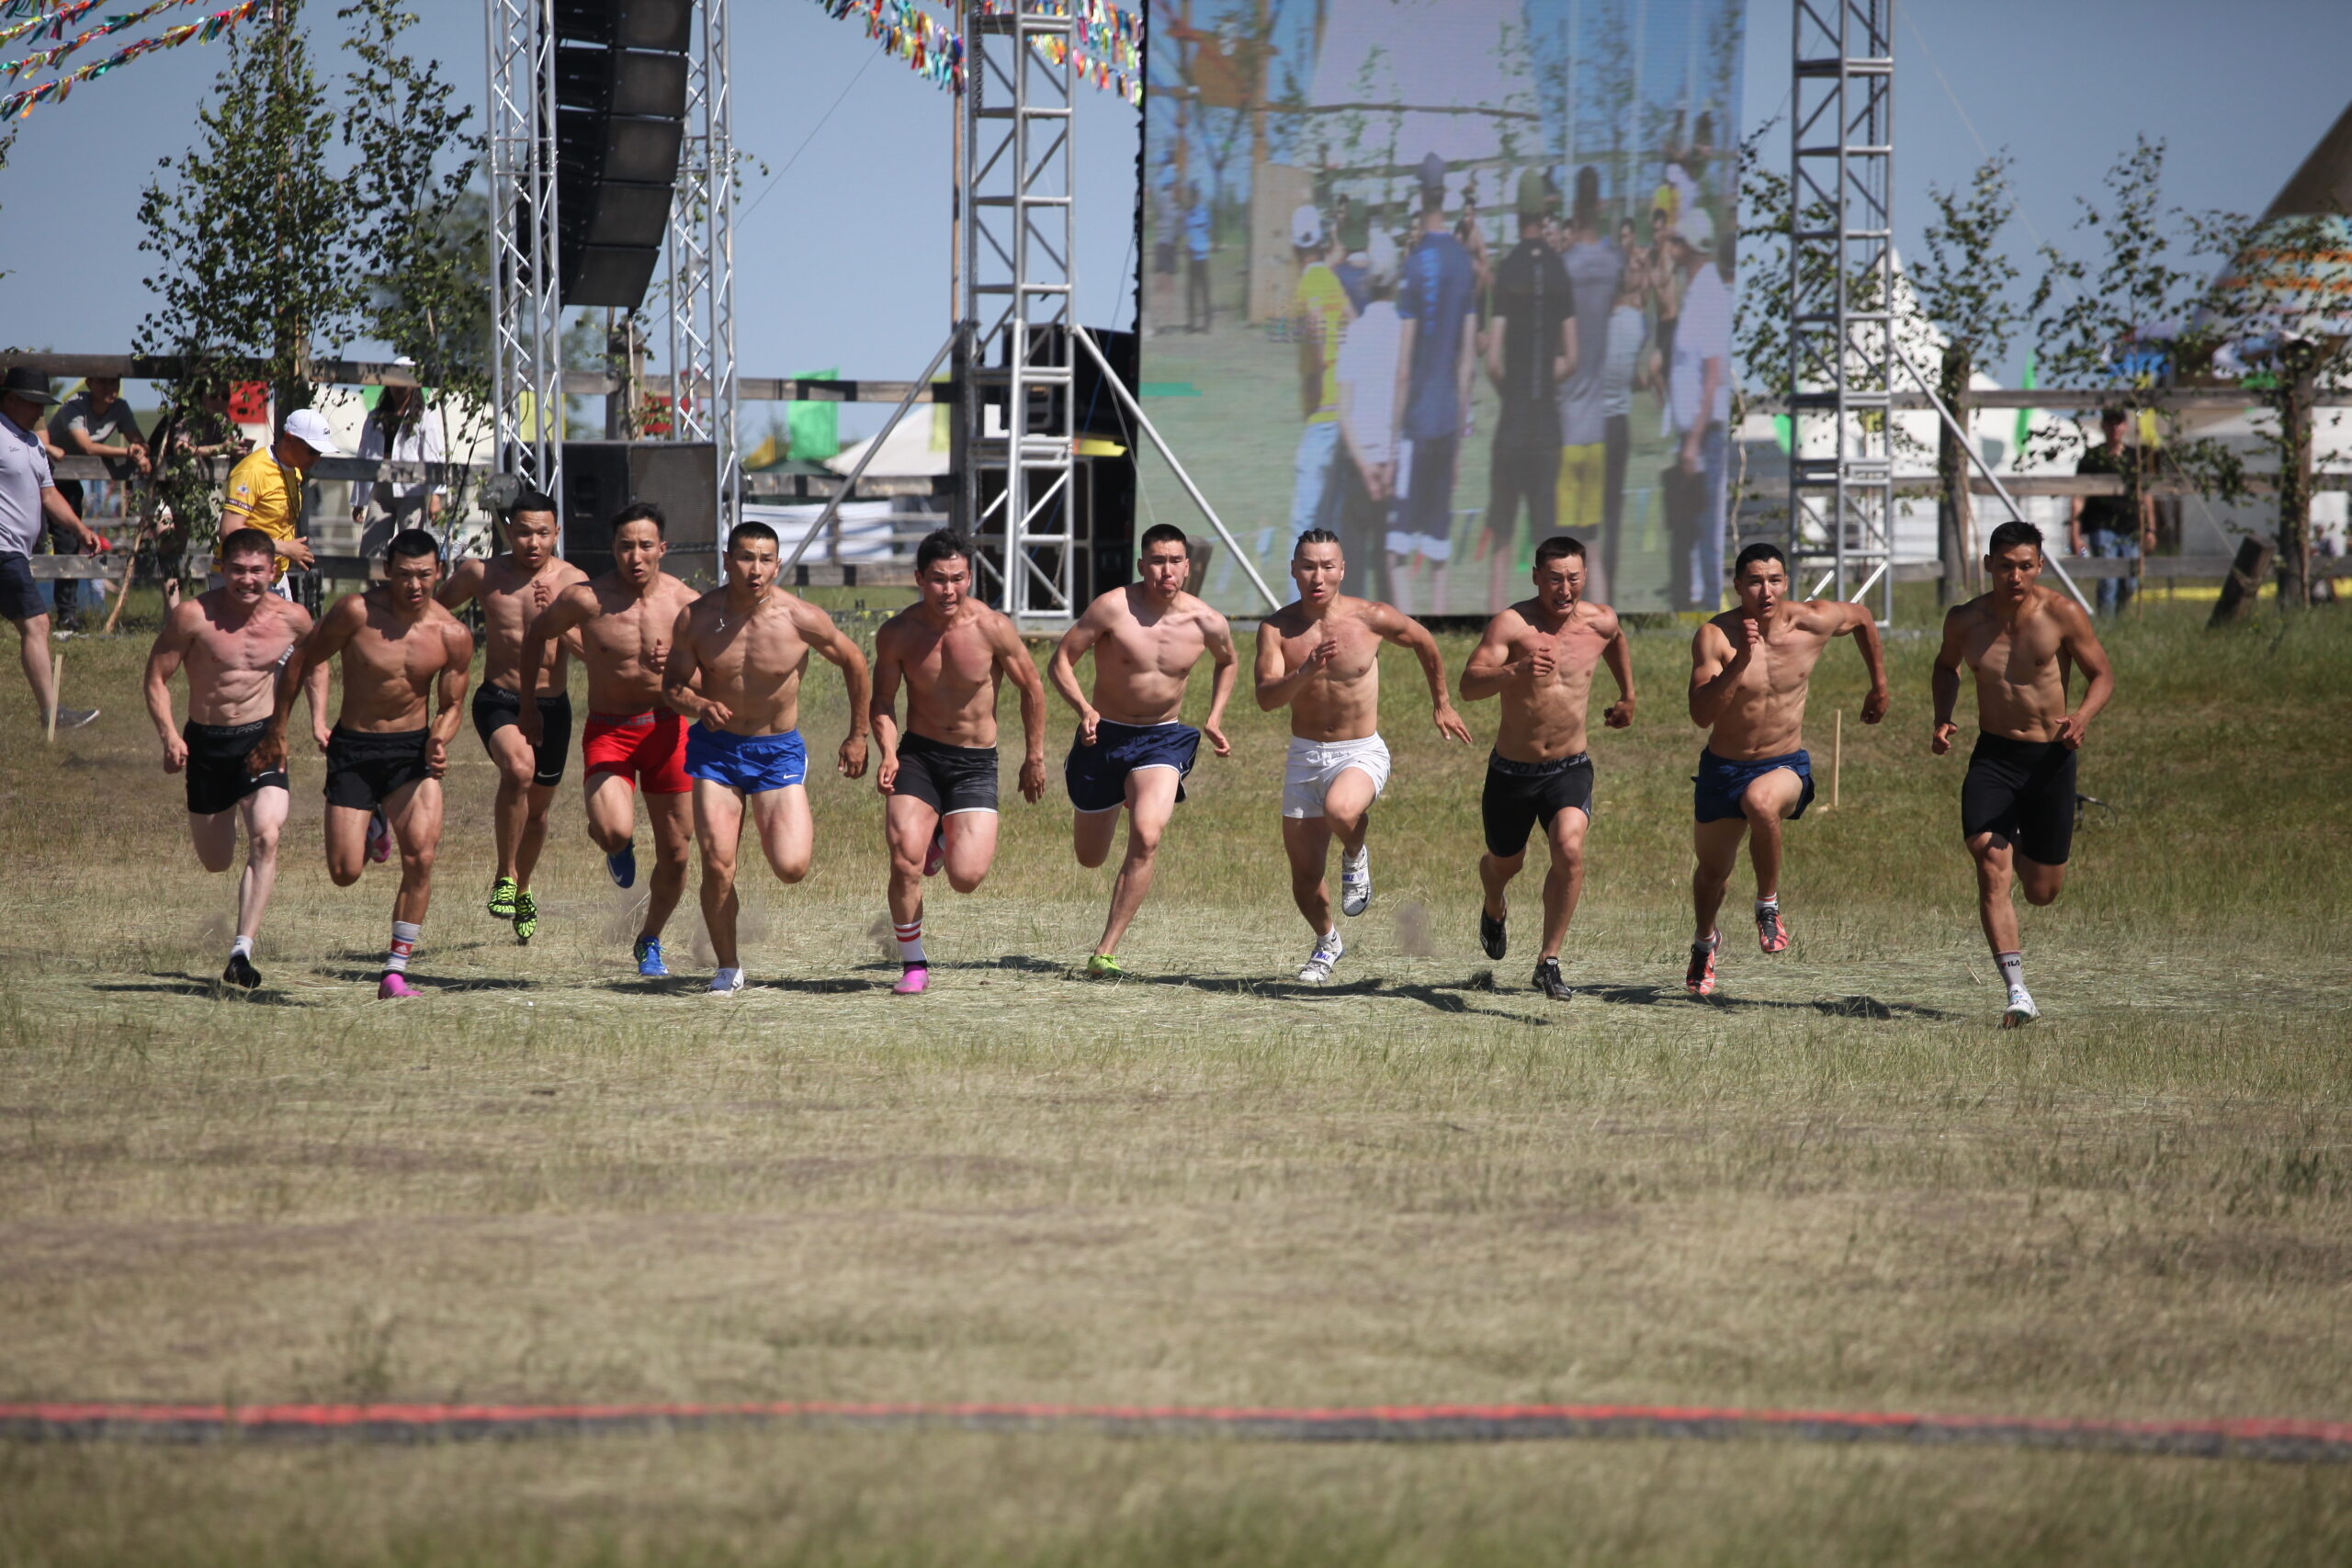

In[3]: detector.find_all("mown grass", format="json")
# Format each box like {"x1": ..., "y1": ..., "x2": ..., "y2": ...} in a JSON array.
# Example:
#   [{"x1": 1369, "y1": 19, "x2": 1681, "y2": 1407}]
[{"x1": 1, "y1": 598, "x2": 2348, "y2": 1564}]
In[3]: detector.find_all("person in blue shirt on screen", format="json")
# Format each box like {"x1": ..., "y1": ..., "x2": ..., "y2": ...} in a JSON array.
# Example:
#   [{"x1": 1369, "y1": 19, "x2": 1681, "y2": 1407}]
[{"x1": 1389, "y1": 153, "x2": 1478, "y2": 615}]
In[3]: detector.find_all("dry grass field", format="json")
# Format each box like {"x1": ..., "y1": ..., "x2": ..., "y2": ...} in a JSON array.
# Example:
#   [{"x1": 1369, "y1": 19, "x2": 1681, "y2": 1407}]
[{"x1": 3, "y1": 592, "x2": 2350, "y2": 1564}]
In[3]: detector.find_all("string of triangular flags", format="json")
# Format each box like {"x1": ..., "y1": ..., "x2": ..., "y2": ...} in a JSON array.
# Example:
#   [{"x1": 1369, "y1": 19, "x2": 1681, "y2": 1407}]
[
  {"x1": 0, "y1": 1, "x2": 99, "y2": 54},
  {"x1": 5, "y1": 0, "x2": 220, "y2": 80},
  {"x1": 1, "y1": 0, "x2": 253, "y2": 119},
  {"x1": 813, "y1": 0, "x2": 1140, "y2": 105}
]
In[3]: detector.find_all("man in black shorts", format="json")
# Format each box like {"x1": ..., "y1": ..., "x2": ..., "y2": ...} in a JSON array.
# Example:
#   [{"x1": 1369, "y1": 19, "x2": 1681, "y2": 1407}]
[
  {"x1": 437, "y1": 489, "x2": 588, "y2": 942},
  {"x1": 141, "y1": 528, "x2": 330, "y2": 987},
  {"x1": 869, "y1": 530, "x2": 1047, "y2": 994},
  {"x1": 1932, "y1": 520, "x2": 2114, "y2": 1026},
  {"x1": 1458, "y1": 536, "x2": 1634, "y2": 1000},
  {"x1": 253, "y1": 530, "x2": 474, "y2": 998}
]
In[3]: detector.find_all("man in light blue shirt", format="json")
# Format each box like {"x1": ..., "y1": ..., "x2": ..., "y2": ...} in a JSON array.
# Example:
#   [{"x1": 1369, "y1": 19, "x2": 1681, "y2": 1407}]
[{"x1": 1, "y1": 367, "x2": 107, "y2": 730}]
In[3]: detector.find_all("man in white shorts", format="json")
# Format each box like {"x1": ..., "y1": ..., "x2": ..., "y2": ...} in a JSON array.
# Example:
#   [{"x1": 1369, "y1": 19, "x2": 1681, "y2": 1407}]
[{"x1": 1254, "y1": 527, "x2": 1471, "y2": 983}]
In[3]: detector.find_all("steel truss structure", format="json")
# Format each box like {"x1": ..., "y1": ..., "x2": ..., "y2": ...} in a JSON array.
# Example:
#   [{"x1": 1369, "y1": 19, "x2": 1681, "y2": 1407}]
[
  {"x1": 959, "y1": 0, "x2": 1080, "y2": 624},
  {"x1": 484, "y1": 0, "x2": 738, "y2": 557},
  {"x1": 1788, "y1": 0, "x2": 1895, "y2": 621}
]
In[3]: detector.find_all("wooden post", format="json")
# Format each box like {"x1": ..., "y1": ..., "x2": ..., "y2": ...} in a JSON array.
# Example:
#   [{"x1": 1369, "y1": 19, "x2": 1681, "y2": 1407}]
[
  {"x1": 1831, "y1": 708, "x2": 1842, "y2": 811},
  {"x1": 2209, "y1": 536, "x2": 2277, "y2": 628},
  {"x1": 1937, "y1": 345, "x2": 1973, "y2": 605},
  {"x1": 46, "y1": 652, "x2": 62, "y2": 743},
  {"x1": 2278, "y1": 356, "x2": 2316, "y2": 609}
]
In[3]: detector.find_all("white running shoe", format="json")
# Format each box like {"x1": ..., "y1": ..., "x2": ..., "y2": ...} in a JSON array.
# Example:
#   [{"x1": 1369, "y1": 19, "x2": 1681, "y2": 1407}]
[
  {"x1": 709, "y1": 967, "x2": 745, "y2": 996},
  {"x1": 2002, "y1": 989, "x2": 2039, "y2": 1028},
  {"x1": 1296, "y1": 930, "x2": 1344, "y2": 984},
  {"x1": 1340, "y1": 846, "x2": 1372, "y2": 918}
]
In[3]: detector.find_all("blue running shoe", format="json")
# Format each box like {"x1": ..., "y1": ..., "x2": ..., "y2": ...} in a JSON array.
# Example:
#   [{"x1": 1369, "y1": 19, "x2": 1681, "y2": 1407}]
[
  {"x1": 606, "y1": 844, "x2": 637, "y2": 889},
  {"x1": 635, "y1": 935, "x2": 667, "y2": 977}
]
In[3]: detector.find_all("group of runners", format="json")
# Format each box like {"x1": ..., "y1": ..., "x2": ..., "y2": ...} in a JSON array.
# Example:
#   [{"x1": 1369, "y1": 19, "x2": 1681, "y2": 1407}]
[{"x1": 141, "y1": 495, "x2": 2111, "y2": 1026}]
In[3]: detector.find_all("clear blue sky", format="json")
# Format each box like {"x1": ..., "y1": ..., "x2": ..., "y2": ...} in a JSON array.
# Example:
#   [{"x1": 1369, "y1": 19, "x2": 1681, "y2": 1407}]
[{"x1": 3, "y1": 0, "x2": 2346, "y2": 400}]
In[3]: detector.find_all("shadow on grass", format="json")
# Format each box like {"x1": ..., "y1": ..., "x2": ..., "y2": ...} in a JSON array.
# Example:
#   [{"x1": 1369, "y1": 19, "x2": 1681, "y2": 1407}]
[
  {"x1": 93, "y1": 975, "x2": 310, "y2": 1007},
  {"x1": 319, "y1": 967, "x2": 539, "y2": 993}
]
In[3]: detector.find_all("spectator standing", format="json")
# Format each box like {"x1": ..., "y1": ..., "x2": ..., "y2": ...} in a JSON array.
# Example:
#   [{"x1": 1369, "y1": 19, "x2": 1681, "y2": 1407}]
[
  {"x1": 45, "y1": 374, "x2": 147, "y2": 634},
  {"x1": 1184, "y1": 184, "x2": 1214, "y2": 333},
  {"x1": 1555, "y1": 166, "x2": 1623, "y2": 537},
  {"x1": 1481, "y1": 170, "x2": 1575, "y2": 610},
  {"x1": 218, "y1": 406, "x2": 345, "y2": 594},
  {"x1": 1288, "y1": 206, "x2": 1356, "y2": 541},
  {"x1": 1390, "y1": 153, "x2": 1479, "y2": 615},
  {"x1": 351, "y1": 377, "x2": 446, "y2": 558},
  {"x1": 1599, "y1": 231, "x2": 1652, "y2": 601},
  {"x1": 2068, "y1": 408, "x2": 2152, "y2": 615},
  {"x1": 1664, "y1": 206, "x2": 1732, "y2": 612},
  {"x1": 0, "y1": 368, "x2": 106, "y2": 730}
]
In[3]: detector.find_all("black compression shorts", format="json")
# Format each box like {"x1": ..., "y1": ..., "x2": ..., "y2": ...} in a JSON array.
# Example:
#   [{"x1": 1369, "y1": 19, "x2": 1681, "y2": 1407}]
[
  {"x1": 1480, "y1": 750, "x2": 1594, "y2": 859},
  {"x1": 184, "y1": 718, "x2": 286, "y2": 816},
  {"x1": 891, "y1": 731, "x2": 1000, "y2": 815},
  {"x1": 471, "y1": 684, "x2": 572, "y2": 786},
  {"x1": 323, "y1": 726, "x2": 432, "y2": 811},
  {"x1": 1961, "y1": 732, "x2": 2077, "y2": 865}
]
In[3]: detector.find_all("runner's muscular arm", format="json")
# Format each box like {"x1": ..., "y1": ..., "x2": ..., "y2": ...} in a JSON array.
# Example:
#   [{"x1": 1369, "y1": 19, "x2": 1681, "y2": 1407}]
[
  {"x1": 1370, "y1": 602, "x2": 1474, "y2": 743},
  {"x1": 989, "y1": 611, "x2": 1050, "y2": 803},
  {"x1": 1459, "y1": 611, "x2": 1530, "y2": 703},
  {"x1": 661, "y1": 605, "x2": 726, "y2": 728},
  {"x1": 1598, "y1": 608, "x2": 1635, "y2": 728},
  {"x1": 434, "y1": 557, "x2": 486, "y2": 613},
  {"x1": 516, "y1": 583, "x2": 596, "y2": 746},
  {"x1": 2052, "y1": 598, "x2": 2115, "y2": 750},
  {"x1": 1929, "y1": 605, "x2": 1969, "y2": 755},
  {"x1": 424, "y1": 619, "x2": 476, "y2": 778},
  {"x1": 253, "y1": 594, "x2": 364, "y2": 773},
  {"x1": 866, "y1": 622, "x2": 905, "y2": 794},
  {"x1": 1688, "y1": 620, "x2": 1748, "y2": 727},
  {"x1": 1200, "y1": 609, "x2": 1238, "y2": 757},
  {"x1": 142, "y1": 601, "x2": 200, "y2": 771},
  {"x1": 1254, "y1": 616, "x2": 1326, "y2": 711},
  {"x1": 1046, "y1": 602, "x2": 1107, "y2": 743},
  {"x1": 795, "y1": 598, "x2": 871, "y2": 779},
  {"x1": 1826, "y1": 599, "x2": 1891, "y2": 723},
  {"x1": 285, "y1": 602, "x2": 330, "y2": 750}
]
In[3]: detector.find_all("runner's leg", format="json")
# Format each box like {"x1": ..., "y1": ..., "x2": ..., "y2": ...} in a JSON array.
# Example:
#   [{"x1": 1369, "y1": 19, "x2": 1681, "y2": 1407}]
[
  {"x1": 1738, "y1": 767, "x2": 1806, "y2": 902},
  {"x1": 1283, "y1": 813, "x2": 1336, "y2": 937},
  {"x1": 1968, "y1": 830, "x2": 2020, "y2": 959},
  {"x1": 1477, "y1": 845, "x2": 1523, "y2": 923},
  {"x1": 749, "y1": 784, "x2": 813, "y2": 885},
  {"x1": 940, "y1": 808, "x2": 1000, "y2": 894},
  {"x1": 582, "y1": 771, "x2": 638, "y2": 856},
  {"x1": 642, "y1": 791, "x2": 695, "y2": 941},
  {"x1": 325, "y1": 804, "x2": 372, "y2": 887},
  {"x1": 693, "y1": 779, "x2": 746, "y2": 970},
  {"x1": 384, "y1": 776, "x2": 443, "y2": 930},
  {"x1": 234, "y1": 785, "x2": 289, "y2": 942},
  {"x1": 1690, "y1": 818, "x2": 1746, "y2": 941},
  {"x1": 516, "y1": 783, "x2": 555, "y2": 891},
  {"x1": 485, "y1": 723, "x2": 537, "y2": 884},
  {"x1": 1538, "y1": 807, "x2": 1589, "y2": 961},
  {"x1": 1072, "y1": 800, "x2": 1121, "y2": 869},
  {"x1": 886, "y1": 794, "x2": 941, "y2": 932},
  {"x1": 1323, "y1": 765, "x2": 1377, "y2": 863},
  {"x1": 1094, "y1": 767, "x2": 1180, "y2": 957},
  {"x1": 188, "y1": 807, "x2": 238, "y2": 874}
]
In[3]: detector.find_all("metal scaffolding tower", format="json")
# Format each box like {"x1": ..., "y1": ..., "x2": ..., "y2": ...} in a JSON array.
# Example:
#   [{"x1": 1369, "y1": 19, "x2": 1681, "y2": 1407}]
[
  {"x1": 959, "y1": 0, "x2": 1080, "y2": 624},
  {"x1": 1788, "y1": 0, "x2": 1895, "y2": 620},
  {"x1": 485, "y1": 0, "x2": 563, "y2": 528},
  {"x1": 665, "y1": 0, "x2": 741, "y2": 558}
]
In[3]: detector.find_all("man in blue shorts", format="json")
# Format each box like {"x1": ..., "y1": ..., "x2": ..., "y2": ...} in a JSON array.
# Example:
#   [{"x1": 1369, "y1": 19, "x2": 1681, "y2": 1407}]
[
  {"x1": 1683, "y1": 543, "x2": 1887, "y2": 994},
  {"x1": 664, "y1": 522, "x2": 872, "y2": 994},
  {"x1": 1047, "y1": 523, "x2": 1238, "y2": 976}
]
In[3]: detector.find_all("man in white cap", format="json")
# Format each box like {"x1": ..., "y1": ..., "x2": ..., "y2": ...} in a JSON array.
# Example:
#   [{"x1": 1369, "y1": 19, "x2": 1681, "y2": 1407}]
[
  {"x1": 218, "y1": 405, "x2": 344, "y2": 594},
  {"x1": 0, "y1": 367, "x2": 107, "y2": 730},
  {"x1": 1289, "y1": 203, "x2": 1355, "y2": 542},
  {"x1": 1665, "y1": 203, "x2": 1732, "y2": 611}
]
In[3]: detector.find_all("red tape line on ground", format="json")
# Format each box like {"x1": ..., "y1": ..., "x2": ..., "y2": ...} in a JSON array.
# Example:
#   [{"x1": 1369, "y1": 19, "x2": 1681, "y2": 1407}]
[{"x1": 3, "y1": 1400, "x2": 2348, "y2": 1462}]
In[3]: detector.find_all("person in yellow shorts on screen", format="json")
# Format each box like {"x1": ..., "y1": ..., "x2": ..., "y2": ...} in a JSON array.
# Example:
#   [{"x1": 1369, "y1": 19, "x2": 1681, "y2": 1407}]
[{"x1": 216, "y1": 406, "x2": 345, "y2": 594}]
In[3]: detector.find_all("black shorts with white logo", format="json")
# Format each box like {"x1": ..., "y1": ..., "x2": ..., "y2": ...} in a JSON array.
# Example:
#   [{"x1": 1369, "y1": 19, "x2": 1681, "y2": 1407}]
[
  {"x1": 1961, "y1": 732, "x2": 2077, "y2": 865},
  {"x1": 184, "y1": 719, "x2": 286, "y2": 816},
  {"x1": 1480, "y1": 750, "x2": 1594, "y2": 859}
]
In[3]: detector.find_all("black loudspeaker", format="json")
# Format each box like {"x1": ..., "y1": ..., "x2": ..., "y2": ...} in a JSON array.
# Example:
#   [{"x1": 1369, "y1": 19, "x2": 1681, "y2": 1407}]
[
  {"x1": 1073, "y1": 327, "x2": 1137, "y2": 440},
  {"x1": 553, "y1": 1, "x2": 693, "y2": 309},
  {"x1": 560, "y1": 440, "x2": 719, "y2": 581}
]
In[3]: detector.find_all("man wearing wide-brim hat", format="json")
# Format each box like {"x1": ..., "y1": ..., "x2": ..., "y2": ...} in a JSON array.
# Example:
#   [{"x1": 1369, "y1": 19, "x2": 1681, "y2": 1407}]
[{"x1": 0, "y1": 367, "x2": 108, "y2": 732}]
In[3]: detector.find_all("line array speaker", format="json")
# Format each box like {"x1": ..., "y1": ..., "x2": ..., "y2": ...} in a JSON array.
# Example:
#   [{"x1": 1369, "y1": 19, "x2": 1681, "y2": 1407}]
[{"x1": 554, "y1": 0, "x2": 695, "y2": 309}]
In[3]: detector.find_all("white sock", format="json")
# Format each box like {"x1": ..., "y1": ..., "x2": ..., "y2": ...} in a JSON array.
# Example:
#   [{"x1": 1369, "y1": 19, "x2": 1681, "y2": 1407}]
[
  {"x1": 1755, "y1": 895, "x2": 1779, "y2": 911},
  {"x1": 230, "y1": 935, "x2": 254, "y2": 960},
  {"x1": 1996, "y1": 951, "x2": 2027, "y2": 996},
  {"x1": 387, "y1": 920, "x2": 421, "y2": 974},
  {"x1": 895, "y1": 919, "x2": 926, "y2": 966}
]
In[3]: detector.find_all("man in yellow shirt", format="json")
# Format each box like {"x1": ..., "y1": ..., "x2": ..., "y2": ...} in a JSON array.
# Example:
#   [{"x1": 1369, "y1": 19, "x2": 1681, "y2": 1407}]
[
  {"x1": 218, "y1": 406, "x2": 344, "y2": 589},
  {"x1": 1289, "y1": 205, "x2": 1355, "y2": 541}
]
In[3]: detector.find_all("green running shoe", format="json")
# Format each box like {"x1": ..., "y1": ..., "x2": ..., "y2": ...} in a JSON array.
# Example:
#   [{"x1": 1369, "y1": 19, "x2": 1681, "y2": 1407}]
[
  {"x1": 1083, "y1": 953, "x2": 1126, "y2": 979},
  {"x1": 487, "y1": 875, "x2": 519, "y2": 919},
  {"x1": 512, "y1": 888, "x2": 539, "y2": 944}
]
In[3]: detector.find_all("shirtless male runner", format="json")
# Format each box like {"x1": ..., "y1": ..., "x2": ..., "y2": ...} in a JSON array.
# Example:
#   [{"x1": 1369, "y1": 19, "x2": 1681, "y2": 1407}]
[
  {"x1": 1255, "y1": 526, "x2": 1472, "y2": 985},
  {"x1": 517, "y1": 502, "x2": 702, "y2": 978},
  {"x1": 663, "y1": 521, "x2": 872, "y2": 994},
  {"x1": 869, "y1": 529, "x2": 1048, "y2": 995},
  {"x1": 1683, "y1": 541, "x2": 1887, "y2": 995},
  {"x1": 435, "y1": 488, "x2": 588, "y2": 944},
  {"x1": 253, "y1": 528, "x2": 473, "y2": 998},
  {"x1": 1046, "y1": 522, "x2": 1238, "y2": 977},
  {"x1": 1930, "y1": 519, "x2": 2114, "y2": 1026},
  {"x1": 142, "y1": 527, "x2": 329, "y2": 988},
  {"x1": 1458, "y1": 535, "x2": 1634, "y2": 1001}
]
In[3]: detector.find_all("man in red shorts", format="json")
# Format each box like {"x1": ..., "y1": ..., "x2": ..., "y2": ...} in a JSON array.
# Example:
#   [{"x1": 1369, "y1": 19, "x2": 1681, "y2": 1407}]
[{"x1": 518, "y1": 502, "x2": 702, "y2": 976}]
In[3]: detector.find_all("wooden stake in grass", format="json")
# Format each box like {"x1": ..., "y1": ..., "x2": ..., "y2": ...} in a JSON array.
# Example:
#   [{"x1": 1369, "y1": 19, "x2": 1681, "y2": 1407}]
[
  {"x1": 46, "y1": 650, "x2": 62, "y2": 744},
  {"x1": 1831, "y1": 708, "x2": 1842, "y2": 811}
]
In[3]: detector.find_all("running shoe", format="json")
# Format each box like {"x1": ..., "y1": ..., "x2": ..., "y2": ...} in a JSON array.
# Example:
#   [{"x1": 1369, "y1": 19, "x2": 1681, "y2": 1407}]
[
  {"x1": 1532, "y1": 956, "x2": 1573, "y2": 1002},
  {"x1": 365, "y1": 808, "x2": 393, "y2": 865},
  {"x1": 1296, "y1": 929, "x2": 1345, "y2": 985},
  {"x1": 1755, "y1": 899, "x2": 1790, "y2": 954},
  {"x1": 50, "y1": 705, "x2": 98, "y2": 730},
  {"x1": 1685, "y1": 932, "x2": 1720, "y2": 997},
  {"x1": 1340, "y1": 847, "x2": 1372, "y2": 918},
  {"x1": 1084, "y1": 953, "x2": 1126, "y2": 979},
  {"x1": 634, "y1": 935, "x2": 668, "y2": 977},
  {"x1": 512, "y1": 889, "x2": 538, "y2": 944},
  {"x1": 221, "y1": 952, "x2": 261, "y2": 990},
  {"x1": 893, "y1": 964, "x2": 931, "y2": 996},
  {"x1": 1479, "y1": 908, "x2": 1508, "y2": 961},
  {"x1": 923, "y1": 826, "x2": 947, "y2": 877},
  {"x1": 2002, "y1": 990, "x2": 2040, "y2": 1029},
  {"x1": 487, "y1": 875, "x2": 519, "y2": 919},
  {"x1": 606, "y1": 844, "x2": 637, "y2": 889},
  {"x1": 377, "y1": 972, "x2": 418, "y2": 999},
  {"x1": 708, "y1": 967, "x2": 745, "y2": 996}
]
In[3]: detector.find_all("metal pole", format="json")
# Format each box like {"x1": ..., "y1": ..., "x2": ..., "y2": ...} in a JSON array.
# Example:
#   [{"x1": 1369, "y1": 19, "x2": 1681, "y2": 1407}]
[
  {"x1": 1074, "y1": 326, "x2": 1283, "y2": 614},
  {"x1": 779, "y1": 333, "x2": 961, "y2": 577}
]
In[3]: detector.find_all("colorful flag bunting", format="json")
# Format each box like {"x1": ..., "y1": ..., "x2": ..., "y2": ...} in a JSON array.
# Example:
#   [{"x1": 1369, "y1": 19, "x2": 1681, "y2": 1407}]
[{"x1": 1, "y1": 0, "x2": 254, "y2": 119}]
